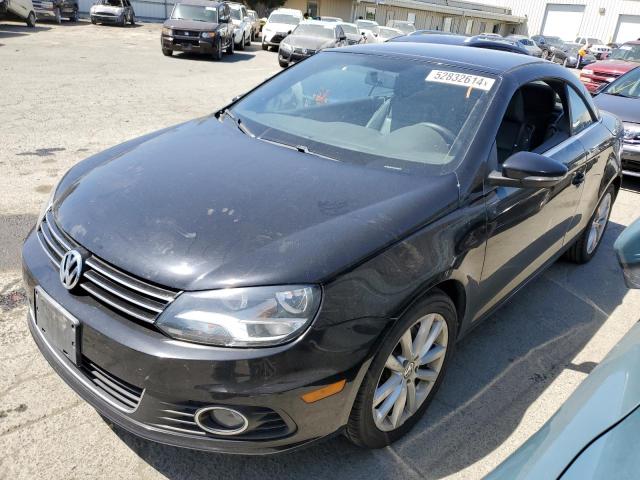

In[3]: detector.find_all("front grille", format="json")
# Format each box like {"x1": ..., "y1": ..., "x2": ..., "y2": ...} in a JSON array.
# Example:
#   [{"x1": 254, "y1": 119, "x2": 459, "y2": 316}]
[
  {"x1": 174, "y1": 38, "x2": 200, "y2": 47},
  {"x1": 174, "y1": 30, "x2": 198, "y2": 37},
  {"x1": 81, "y1": 356, "x2": 143, "y2": 411},
  {"x1": 37, "y1": 210, "x2": 179, "y2": 324},
  {"x1": 153, "y1": 402, "x2": 293, "y2": 440},
  {"x1": 94, "y1": 11, "x2": 116, "y2": 16},
  {"x1": 293, "y1": 48, "x2": 315, "y2": 55}
]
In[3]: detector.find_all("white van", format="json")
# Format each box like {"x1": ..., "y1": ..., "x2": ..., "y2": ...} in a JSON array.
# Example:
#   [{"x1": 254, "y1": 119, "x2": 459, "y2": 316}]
[
  {"x1": 261, "y1": 7, "x2": 302, "y2": 50},
  {"x1": 0, "y1": 0, "x2": 36, "y2": 26}
]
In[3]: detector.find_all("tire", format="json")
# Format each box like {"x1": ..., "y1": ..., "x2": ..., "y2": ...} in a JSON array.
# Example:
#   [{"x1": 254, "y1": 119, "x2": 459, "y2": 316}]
[
  {"x1": 565, "y1": 186, "x2": 615, "y2": 264},
  {"x1": 69, "y1": 9, "x2": 78, "y2": 22},
  {"x1": 54, "y1": 7, "x2": 61, "y2": 24},
  {"x1": 346, "y1": 289, "x2": 457, "y2": 449},
  {"x1": 90, "y1": 16, "x2": 96, "y2": 24},
  {"x1": 26, "y1": 11, "x2": 36, "y2": 27},
  {"x1": 212, "y1": 37, "x2": 222, "y2": 61},
  {"x1": 244, "y1": 31, "x2": 251, "y2": 46},
  {"x1": 278, "y1": 58, "x2": 288, "y2": 68},
  {"x1": 162, "y1": 47, "x2": 173, "y2": 56},
  {"x1": 130, "y1": 13, "x2": 135, "y2": 25},
  {"x1": 237, "y1": 34, "x2": 245, "y2": 50},
  {"x1": 118, "y1": 15, "x2": 125, "y2": 27},
  {"x1": 261, "y1": 41, "x2": 268, "y2": 50},
  {"x1": 226, "y1": 36, "x2": 234, "y2": 54}
]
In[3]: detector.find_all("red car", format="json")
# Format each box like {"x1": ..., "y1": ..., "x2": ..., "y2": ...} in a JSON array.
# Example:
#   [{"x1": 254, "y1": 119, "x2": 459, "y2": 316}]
[{"x1": 580, "y1": 41, "x2": 640, "y2": 93}]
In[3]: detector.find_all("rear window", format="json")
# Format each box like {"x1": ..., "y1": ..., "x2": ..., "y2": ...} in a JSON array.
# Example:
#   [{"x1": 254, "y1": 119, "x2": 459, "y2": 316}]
[{"x1": 232, "y1": 52, "x2": 496, "y2": 175}]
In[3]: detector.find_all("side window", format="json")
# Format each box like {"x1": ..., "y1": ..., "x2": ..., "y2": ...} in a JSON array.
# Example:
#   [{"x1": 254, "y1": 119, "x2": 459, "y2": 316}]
[
  {"x1": 566, "y1": 87, "x2": 594, "y2": 135},
  {"x1": 242, "y1": 7, "x2": 247, "y2": 18}
]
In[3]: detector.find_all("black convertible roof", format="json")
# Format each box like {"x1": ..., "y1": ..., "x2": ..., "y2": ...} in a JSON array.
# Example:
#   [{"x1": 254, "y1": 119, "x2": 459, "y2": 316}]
[{"x1": 335, "y1": 43, "x2": 546, "y2": 75}]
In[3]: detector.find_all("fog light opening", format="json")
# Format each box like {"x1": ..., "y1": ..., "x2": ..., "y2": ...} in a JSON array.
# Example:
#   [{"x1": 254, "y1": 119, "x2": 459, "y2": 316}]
[{"x1": 194, "y1": 406, "x2": 249, "y2": 436}]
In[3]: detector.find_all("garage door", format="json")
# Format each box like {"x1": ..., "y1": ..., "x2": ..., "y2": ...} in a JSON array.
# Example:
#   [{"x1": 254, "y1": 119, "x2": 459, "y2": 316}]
[
  {"x1": 615, "y1": 15, "x2": 640, "y2": 44},
  {"x1": 541, "y1": 4, "x2": 585, "y2": 41}
]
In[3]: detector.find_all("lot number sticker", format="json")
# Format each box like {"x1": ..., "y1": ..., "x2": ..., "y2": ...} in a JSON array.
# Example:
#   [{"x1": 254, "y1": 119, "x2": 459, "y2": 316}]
[{"x1": 426, "y1": 70, "x2": 495, "y2": 91}]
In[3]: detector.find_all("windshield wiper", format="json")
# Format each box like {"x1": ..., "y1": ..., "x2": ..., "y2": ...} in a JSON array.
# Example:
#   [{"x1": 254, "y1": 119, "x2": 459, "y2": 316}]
[
  {"x1": 608, "y1": 92, "x2": 634, "y2": 98},
  {"x1": 218, "y1": 108, "x2": 254, "y2": 137},
  {"x1": 259, "y1": 137, "x2": 339, "y2": 162}
]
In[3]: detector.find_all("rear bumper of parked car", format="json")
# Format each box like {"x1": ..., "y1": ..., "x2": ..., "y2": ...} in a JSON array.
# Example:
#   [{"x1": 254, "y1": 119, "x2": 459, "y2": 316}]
[
  {"x1": 162, "y1": 34, "x2": 215, "y2": 54},
  {"x1": 622, "y1": 143, "x2": 640, "y2": 177},
  {"x1": 22, "y1": 231, "x2": 368, "y2": 454}
]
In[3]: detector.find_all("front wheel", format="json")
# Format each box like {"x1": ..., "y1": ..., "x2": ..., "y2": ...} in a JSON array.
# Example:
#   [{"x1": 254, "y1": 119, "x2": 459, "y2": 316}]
[
  {"x1": 346, "y1": 289, "x2": 457, "y2": 448},
  {"x1": 69, "y1": 9, "x2": 78, "y2": 21},
  {"x1": 278, "y1": 58, "x2": 288, "y2": 68},
  {"x1": 237, "y1": 34, "x2": 245, "y2": 50},
  {"x1": 130, "y1": 13, "x2": 135, "y2": 25},
  {"x1": 226, "y1": 36, "x2": 234, "y2": 54},
  {"x1": 565, "y1": 186, "x2": 614, "y2": 264},
  {"x1": 261, "y1": 41, "x2": 268, "y2": 50},
  {"x1": 244, "y1": 31, "x2": 251, "y2": 46},
  {"x1": 212, "y1": 37, "x2": 222, "y2": 61},
  {"x1": 162, "y1": 47, "x2": 173, "y2": 56},
  {"x1": 26, "y1": 11, "x2": 36, "y2": 27}
]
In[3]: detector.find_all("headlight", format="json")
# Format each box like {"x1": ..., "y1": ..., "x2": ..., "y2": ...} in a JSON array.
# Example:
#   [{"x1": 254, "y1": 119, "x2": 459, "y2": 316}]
[
  {"x1": 201, "y1": 31, "x2": 216, "y2": 38},
  {"x1": 279, "y1": 42, "x2": 292, "y2": 52},
  {"x1": 582, "y1": 69, "x2": 593, "y2": 75},
  {"x1": 623, "y1": 123, "x2": 640, "y2": 143},
  {"x1": 162, "y1": 27, "x2": 172, "y2": 36},
  {"x1": 36, "y1": 180, "x2": 58, "y2": 229},
  {"x1": 156, "y1": 285, "x2": 321, "y2": 347}
]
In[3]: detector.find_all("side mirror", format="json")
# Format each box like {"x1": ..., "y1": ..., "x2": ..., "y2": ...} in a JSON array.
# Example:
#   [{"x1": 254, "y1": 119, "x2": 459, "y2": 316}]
[
  {"x1": 488, "y1": 151, "x2": 568, "y2": 188},
  {"x1": 287, "y1": 30, "x2": 292, "y2": 34},
  {"x1": 614, "y1": 218, "x2": 640, "y2": 288},
  {"x1": 339, "y1": 34, "x2": 347, "y2": 41}
]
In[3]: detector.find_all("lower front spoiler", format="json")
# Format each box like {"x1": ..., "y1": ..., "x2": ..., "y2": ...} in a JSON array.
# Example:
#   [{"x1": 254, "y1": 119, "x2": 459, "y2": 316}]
[{"x1": 27, "y1": 309, "x2": 342, "y2": 455}]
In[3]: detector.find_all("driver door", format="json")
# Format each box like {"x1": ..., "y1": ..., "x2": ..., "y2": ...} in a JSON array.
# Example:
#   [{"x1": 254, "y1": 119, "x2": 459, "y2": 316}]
[{"x1": 475, "y1": 79, "x2": 588, "y2": 320}]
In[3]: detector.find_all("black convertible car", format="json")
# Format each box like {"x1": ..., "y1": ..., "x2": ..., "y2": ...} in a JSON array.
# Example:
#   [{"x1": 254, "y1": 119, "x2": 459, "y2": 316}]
[{"x1": 23, "y1": 43, "x2": 622, "y2": 454}]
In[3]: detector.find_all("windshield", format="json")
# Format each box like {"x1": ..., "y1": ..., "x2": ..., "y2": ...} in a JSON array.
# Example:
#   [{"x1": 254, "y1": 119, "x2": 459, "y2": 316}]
[
  {"x1": 232, "y1": 52, "x2": 495, "y2": 175},
  {"x1": 171, "y1": 4, "x2": 217, "y2": 22},
  {"x1": 99, "y1": 0, "x2": 122, "y2": 6},
  {"x1": 356, "y1": 20, "x2": 377, "y2": 29},
  {"x1": 604, "y1": 67, "x2": 640, "y2": 98},
  {"x1": 293, "y1": 24, "x2": 335, "y2": 39},
  {"x1": 545, "y1": 36, "x2": 564, "y2": 47},
  {"x1": 517, "y1": 38, "x2": 534, "y2": 46},
  {"x1": 393, "y1": 22, "x2": 415, "y2": 34},
  {"x1": 378, "y1": 27, "x2": 400, "y2": 38},
  {"x1": 340, "y1": 24, "x2": 359, "y2": 35},
  {"x1": 268, "y1": 14, "x2": 300, "y2": 25},
  {"x1": 610, "y1": 44, "x2": 640, "y2": 62},
  {"x1": 230, "y1": 7, "x2": 241, "y2": 20}
]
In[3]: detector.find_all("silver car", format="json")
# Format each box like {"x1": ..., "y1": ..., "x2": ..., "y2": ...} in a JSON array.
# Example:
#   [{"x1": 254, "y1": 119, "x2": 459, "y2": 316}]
[
  {"x1": 507, "y1": 35, "x2": 543, "y2": 57},
  {"x1": 90, "y1": 0, "x2": 134, "y2": 26}
]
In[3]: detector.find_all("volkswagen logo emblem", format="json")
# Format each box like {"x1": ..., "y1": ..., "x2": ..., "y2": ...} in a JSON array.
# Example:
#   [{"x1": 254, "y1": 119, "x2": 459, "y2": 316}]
[{"x1": 59, "y1": 250, "x2": 83, "y2": 290}]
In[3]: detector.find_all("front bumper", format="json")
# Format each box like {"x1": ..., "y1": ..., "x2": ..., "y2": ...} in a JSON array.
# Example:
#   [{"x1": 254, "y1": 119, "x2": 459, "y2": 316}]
[
  {"x1": 622, "y1": 143, "x2": 640, "y2": 177},
  {"x1": 262, "y1": 31, "x2": 288, "y2": 46},
  {"x1": 91, "y1": 13, "x2": 122, "y2": 23},
  {"x1": 22, "y1": 230, "x2": 370, "y2": 454},
  {"x1": 278, "y1": 48, "x2": 315, "y2": 65},
  {"x1": 162, "y1": 35, "x2": 215, "y2": 55}
]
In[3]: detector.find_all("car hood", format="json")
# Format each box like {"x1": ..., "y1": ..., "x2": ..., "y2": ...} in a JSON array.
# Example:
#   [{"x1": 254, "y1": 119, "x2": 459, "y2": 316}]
[
  {"x1": 265, "y1": 22, "x2": 297, "y2": 33},
  {"x1": 588, "y1": 59, "x2": 638, "y2": 74},
  {"x1": 286, "y1": 35, "x2": 335, "y2": 50},
  {"x1": 594, "y1": 92, "x2": 640, "y2": 123},
  {"x1": 486, "y1": 321, "x2": 640, "y2": 480},
  {"x1": 163, "y1": 19, "x2": 219, "y2": 31},
  {"x1": 52, "y1": 116, "x2": 459, "y2": 291},
  {"x1": 91, "y1": 5, "x2": 123, "y2": 14}
]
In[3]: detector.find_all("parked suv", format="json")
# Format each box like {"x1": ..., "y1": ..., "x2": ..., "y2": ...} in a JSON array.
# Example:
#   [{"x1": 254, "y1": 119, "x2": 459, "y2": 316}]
[
  {"x1": 228, "y1": 2, "x2": 251, "y2": 50},
  {"x1": 261, "y1": 8, "x2": 302, "y2": 50},
  {"x1": 32, "y1": 0, "x2": 77, "y2": 23},
  {"x1": 90, "y1": 0, "x2": 134, "y2": 26},
  {"x1": 575, "y1": 36, "x2": 611, "y2": 59},
  {"x1": 161, "y1": 0, "x2": 235, "y2": 60},
  {"x1": 0, "y1": 0, "x2": 36, "y2": 26},
  {"x1": 580, "y1": 41, "x2": 640, "y2": 93}
]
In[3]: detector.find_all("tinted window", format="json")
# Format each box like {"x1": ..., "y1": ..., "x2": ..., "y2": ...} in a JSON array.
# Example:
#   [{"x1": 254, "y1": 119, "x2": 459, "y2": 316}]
[
  {"x1": 233, "y1": 52, "x2": 495, "y2": 174},
  {"x1": 293, "y1": 24, "x2": 335, "y2": 39},
  {"x1": 567, "y1": 87, "x2": 593, "y2": 134},
  {"x1": 268, "y1": 14, "x2": 300, "y2": 25},
  {"x1": 172, "y1": 4, "x2": 217, "y2": 23}
]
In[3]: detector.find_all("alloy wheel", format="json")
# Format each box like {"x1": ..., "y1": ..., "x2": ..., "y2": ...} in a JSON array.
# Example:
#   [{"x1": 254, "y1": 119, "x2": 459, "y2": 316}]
[
  {"x1": 586, "y1": 193, "x2": 611, "y2": 254},
  {"x1": 372, "y1": 313, "x2": 448, "y2": 431}
]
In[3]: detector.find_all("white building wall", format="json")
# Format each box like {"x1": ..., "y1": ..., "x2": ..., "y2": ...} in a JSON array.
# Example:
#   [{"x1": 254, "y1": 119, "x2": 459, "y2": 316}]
[{"x1": 470, "y1": 0, "x2": 640, "y2": 42}]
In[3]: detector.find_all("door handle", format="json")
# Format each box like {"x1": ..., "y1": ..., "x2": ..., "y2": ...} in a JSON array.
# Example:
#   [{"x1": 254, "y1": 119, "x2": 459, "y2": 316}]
[{"x1": 572, "y1": 171, "x2": 585, "y2": 185}]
